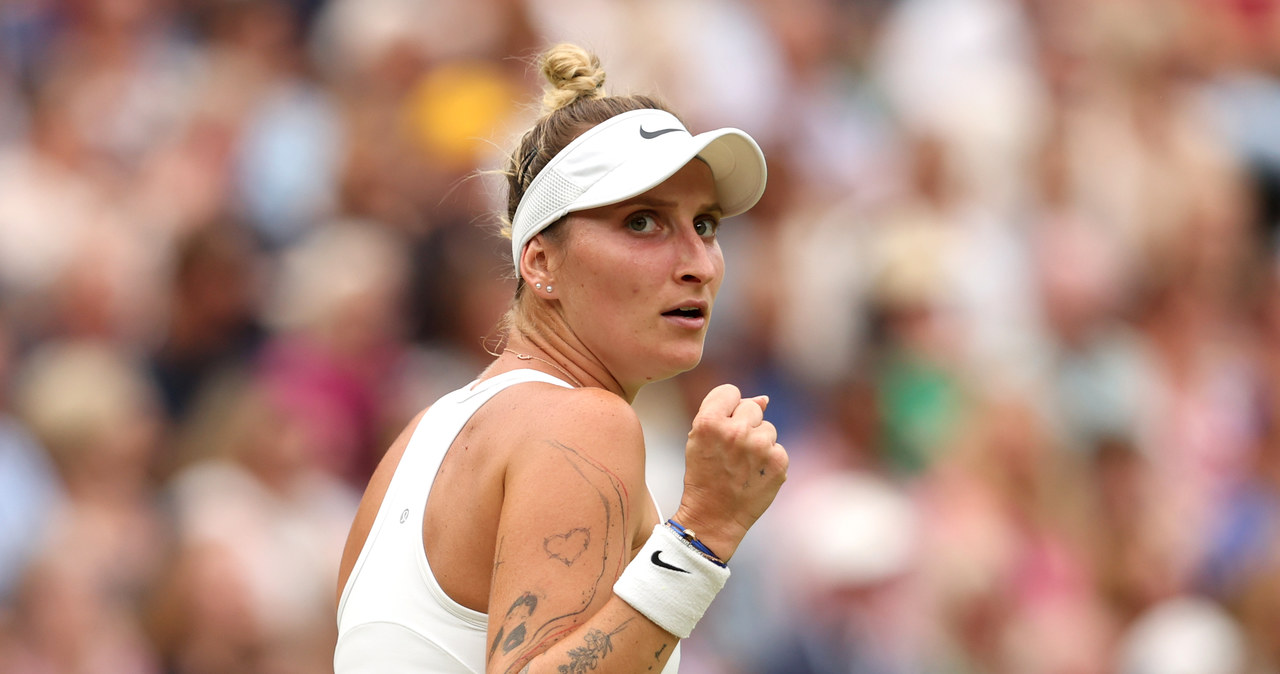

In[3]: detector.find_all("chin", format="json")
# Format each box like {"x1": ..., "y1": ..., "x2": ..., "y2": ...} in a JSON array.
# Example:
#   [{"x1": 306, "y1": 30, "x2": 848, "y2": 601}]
[
  {"x1": 623, "y1": 337, "x2": 707, "y2": 386},
  {"x1": 653, "y1": 346, "x2": 705, "y2": 379}
]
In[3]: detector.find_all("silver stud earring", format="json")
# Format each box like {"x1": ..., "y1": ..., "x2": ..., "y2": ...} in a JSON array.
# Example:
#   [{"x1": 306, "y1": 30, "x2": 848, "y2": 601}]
[
  {"x1": 535, "y1": 282, "x2": 542, "y2": 289},
  {"x1": 546, "y1": 285, "x2": 553, "y2": 293}
]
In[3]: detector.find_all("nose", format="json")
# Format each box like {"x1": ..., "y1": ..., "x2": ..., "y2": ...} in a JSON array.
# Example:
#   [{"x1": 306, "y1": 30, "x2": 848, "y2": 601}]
[{"x1": 673, "y1": 224, "x2": 719, "y2": 285}]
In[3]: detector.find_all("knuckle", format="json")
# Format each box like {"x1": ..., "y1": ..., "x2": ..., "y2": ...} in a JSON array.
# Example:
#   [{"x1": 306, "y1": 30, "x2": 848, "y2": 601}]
[
  {"x1": 749, "y1": 423, "x2": 776, "y2": 446},
  {"x1": 724, "y1": 423, "x2": 749, "y2": 446},
  {"x1": 690, "y1": 414, "x2": 717, "y2": 436},
  {"x1": 747, "y1": 432, "x2": 772, "y2": 454},
  {"x1": 774, "y1": 447, "x2": 790, "y2": 473},
  {"x1": 709, "y1": 383, "x2": 741, "y2": 405}
]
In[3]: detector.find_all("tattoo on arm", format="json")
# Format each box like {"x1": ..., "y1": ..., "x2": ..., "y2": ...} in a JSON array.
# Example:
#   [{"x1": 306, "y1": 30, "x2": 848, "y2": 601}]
[
  {"x1": 503, "y1": 624, "x2": 528, "y2": 654},
  {"x1": 647, "y1": 640, "x2": 672, "y2": 671},
  {"x1": 492, "y1": 593, "x2": 541, "y2": 658},
  {"x1": 544, "y1": 527, "x2": 591, "y2": 566},
  {"x1": 494, "y1": 536, "x2": 507, "y2": 575},
  {"x1": 555, "y1": 619, "x2": 633, "y2": 674},
  {"x1": 507, "y1": 593, "x2": 539, "y2": 617}
]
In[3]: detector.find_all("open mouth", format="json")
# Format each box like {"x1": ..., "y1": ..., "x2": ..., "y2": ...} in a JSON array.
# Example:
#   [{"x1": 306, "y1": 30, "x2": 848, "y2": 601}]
[{"x1": 662, "y1": 307, "x2": 705, "y2": 319}]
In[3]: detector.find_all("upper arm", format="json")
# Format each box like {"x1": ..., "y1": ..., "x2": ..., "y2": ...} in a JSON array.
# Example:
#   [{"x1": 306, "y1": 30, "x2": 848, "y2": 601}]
[{"x1": 484, "y1": 390, "x2": 648, "y2": 673}]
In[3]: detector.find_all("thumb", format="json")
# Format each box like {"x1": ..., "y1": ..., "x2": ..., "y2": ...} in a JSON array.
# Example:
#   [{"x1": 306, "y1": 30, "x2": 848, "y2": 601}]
[{"x1": 751, "y1": 395, "x2": 770, "y2": 413}]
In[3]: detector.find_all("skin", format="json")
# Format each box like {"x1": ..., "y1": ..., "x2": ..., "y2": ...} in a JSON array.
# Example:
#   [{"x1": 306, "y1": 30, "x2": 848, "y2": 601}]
[{"x1": 337, "y1": 159, "x2": 788, "y2": 674}]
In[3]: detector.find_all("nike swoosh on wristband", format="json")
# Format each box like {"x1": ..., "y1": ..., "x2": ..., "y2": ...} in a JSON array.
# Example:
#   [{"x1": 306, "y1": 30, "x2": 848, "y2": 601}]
[
  {"x1": 650, "y1": 550, "x2": 690, "y2": 573},
  {"x1": 639, "y1": 126, "x2": 681, "y2": 139}
]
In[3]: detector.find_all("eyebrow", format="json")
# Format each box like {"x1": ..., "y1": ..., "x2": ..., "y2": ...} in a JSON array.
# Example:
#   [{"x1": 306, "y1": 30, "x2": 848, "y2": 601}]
[{"x1": 625, "y1": 195, "x2": 723, "y2": 215}]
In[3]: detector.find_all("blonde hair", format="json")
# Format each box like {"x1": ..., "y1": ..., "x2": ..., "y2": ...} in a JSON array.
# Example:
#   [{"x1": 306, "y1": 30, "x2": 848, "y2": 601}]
[{"x1": 539, "y1": 43, "x2": 607, "y2": 112}]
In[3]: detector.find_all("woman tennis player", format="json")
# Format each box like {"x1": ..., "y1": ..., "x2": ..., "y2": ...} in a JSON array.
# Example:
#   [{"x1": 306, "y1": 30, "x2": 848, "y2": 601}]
[{"x1": 334, "y1": 43, "x2": 786, "y2": 673}]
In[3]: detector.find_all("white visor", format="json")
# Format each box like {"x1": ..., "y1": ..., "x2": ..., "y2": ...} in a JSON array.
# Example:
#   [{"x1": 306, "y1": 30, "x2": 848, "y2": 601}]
[{"x1": 510, "y1": 108, "x2": 767, "y2": 278}]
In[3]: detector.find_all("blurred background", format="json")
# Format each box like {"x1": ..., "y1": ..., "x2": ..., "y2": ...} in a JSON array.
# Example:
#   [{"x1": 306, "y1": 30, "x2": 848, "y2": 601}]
[{"x1": 0, "y1": 0, "x2": 1278, "y2": 672}]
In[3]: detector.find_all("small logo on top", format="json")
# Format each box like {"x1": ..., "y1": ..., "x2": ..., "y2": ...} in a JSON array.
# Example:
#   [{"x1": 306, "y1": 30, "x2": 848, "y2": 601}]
[{"x1": 639, "y1": 126, "x2": 681, "y2": 140}]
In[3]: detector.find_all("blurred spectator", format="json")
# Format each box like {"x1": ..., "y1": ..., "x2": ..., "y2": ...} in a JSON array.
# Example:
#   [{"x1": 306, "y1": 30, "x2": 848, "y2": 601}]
[
  {"x1": 916, "y1": 391, "x2": 1110, "y2": 673},
  {"x1": 873, "y1": 0, "x2": 1048, "y2": 214},
  {"x1": 761, "y1": 471, "x2": 925, "y2": 674},
  {"x1": 6, "y1": 340, "x2": 167, "y2": 673},
  {"x1": 148, "y1": 221, "x2": 264, "y2": 426},
  {"x1": 154, "y1": 372, "x2": 358, "y2": 674},
  {"x1": 1, "y1": 549, "x2": 160, "y2": 673},
  {"x1": 257, "y1": 219, "x2": 413, "y2": 485},
  {"x1": 1029, "y1": 116, "x2": 1151, "y2": 454}
]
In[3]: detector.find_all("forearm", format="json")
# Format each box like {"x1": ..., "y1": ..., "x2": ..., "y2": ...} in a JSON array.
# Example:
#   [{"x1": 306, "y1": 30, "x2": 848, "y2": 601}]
[{"x1": 507, "y1": 598, "x2": 677, "y2": 674}]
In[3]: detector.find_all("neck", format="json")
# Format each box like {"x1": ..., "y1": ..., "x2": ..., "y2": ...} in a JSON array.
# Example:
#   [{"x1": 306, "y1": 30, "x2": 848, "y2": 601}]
[{"x1": 496, "y1": 324, "x2": 636, "y2": 402}]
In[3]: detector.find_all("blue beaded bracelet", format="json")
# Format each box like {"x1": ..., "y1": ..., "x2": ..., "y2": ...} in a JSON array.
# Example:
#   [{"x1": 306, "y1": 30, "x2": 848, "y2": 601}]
[{"x1": 665, "y1": 519, "x2": 727, "y2": 568}]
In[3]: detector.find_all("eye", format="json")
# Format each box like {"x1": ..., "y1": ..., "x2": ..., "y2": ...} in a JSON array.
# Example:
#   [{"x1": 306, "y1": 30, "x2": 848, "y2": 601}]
[
  {"x1": 693, "y1": 215, "x2": 720, "y2": 238},
  {"x1": 626, "y1": 212, "x2": 659, "y2": 233}
]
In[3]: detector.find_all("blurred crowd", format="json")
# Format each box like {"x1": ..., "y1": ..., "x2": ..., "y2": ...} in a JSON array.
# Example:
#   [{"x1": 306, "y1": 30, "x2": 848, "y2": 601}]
[{"x1": 0, "y1": 0, "x2": 1278, "y2": 672}]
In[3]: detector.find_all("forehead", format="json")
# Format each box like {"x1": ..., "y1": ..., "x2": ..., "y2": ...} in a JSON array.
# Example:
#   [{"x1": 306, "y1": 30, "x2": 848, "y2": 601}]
[{"x1": 663, "y1": 158, "x2": 717, "y2": 202}]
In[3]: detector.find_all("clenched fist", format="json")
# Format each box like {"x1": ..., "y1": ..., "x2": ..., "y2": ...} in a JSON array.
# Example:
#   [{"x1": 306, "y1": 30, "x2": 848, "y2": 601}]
[{"x1": 672, "y1": 383, "x2": 788, "y2": 562}]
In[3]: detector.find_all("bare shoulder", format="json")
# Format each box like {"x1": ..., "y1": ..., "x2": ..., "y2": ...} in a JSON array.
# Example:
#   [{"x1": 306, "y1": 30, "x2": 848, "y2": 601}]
[
  {"x1": 494, "y1": 384, "x2": 646, "y2": 474},
  {"x1": 483, "y1": 383, "x2": 650, "y2": 536}
]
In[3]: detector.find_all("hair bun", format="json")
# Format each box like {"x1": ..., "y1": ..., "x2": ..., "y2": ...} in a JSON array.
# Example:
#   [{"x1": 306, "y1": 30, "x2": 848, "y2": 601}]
[{"x1": 539, "y1": 43, "x2": 606, "y2": 112}]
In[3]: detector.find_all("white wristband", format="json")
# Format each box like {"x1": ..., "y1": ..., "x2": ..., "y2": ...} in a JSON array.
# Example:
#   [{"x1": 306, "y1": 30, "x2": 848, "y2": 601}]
[{"x1": 613, "y1": 524, "x2": 730, "y2": 639}]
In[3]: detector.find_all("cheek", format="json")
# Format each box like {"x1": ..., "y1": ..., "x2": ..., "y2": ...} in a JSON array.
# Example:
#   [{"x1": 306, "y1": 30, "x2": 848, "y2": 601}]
[
  {"x1": 710, "y1": 247, "x2": 726, "y2": 293},
  {"x1": 580, "y1": 249, "x2": 652, "y2": 300}
]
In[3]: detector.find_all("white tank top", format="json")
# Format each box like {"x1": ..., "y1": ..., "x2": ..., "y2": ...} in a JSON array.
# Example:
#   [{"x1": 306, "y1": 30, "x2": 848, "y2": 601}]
[{"x1": 334, "y1": 369, "x2": 680, "y2": 673}]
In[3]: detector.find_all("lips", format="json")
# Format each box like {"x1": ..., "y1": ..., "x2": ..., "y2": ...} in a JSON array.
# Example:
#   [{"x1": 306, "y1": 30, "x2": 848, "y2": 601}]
[
  {"x1": 661, "y1": 300, "x2": 707, "y2": 319},
  {"x1": 661, "y1": 301, "x2": 709, "y2": 329},
  {"x1": 663, "y1": 306, "x2": 704, "y2": 319}
]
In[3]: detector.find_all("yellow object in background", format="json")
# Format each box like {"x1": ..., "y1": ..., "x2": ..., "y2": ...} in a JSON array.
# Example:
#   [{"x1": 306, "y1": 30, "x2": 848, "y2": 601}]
[{"x1": 402, "y1": 61, "x2": 521, "y2": 169}]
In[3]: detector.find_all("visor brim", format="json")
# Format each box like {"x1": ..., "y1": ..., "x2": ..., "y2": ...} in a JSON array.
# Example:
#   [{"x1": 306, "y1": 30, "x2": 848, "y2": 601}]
[{"x1": 569, "y1": 128, "x2": 767, "y2": 218}]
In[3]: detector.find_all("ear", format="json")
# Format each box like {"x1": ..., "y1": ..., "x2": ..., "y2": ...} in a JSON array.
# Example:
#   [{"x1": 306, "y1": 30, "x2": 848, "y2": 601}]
[{"x1": 519, "y1": 234, "x2": 554, "y2": 293}]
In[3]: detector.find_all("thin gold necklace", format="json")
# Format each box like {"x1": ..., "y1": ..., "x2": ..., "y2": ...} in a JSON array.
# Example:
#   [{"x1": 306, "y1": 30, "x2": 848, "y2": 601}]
[{"x1": 504, "y1": 349, "x2": 584, "y2": 388}]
